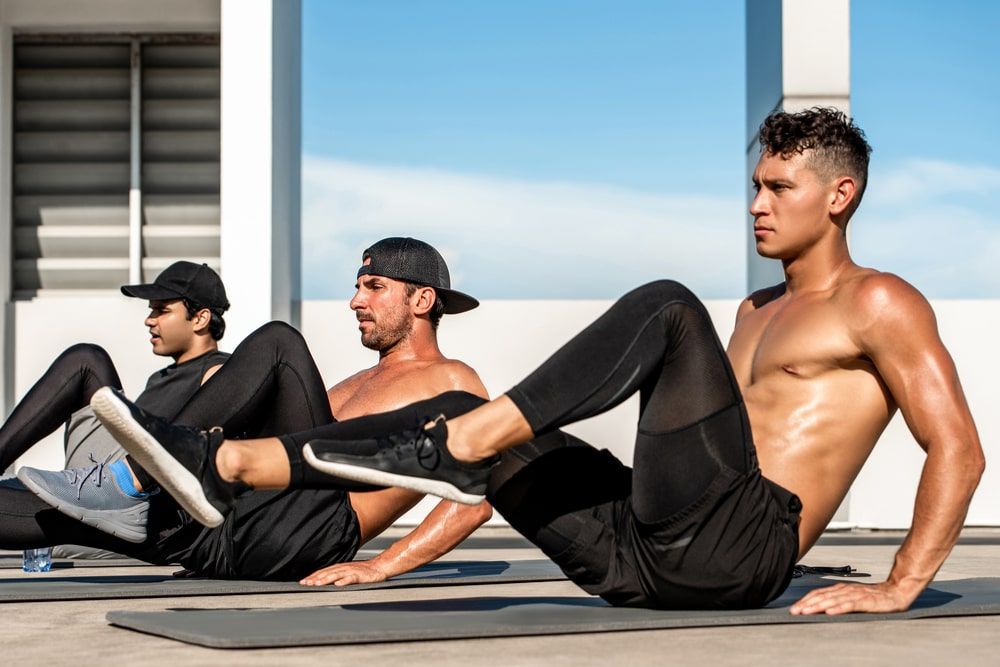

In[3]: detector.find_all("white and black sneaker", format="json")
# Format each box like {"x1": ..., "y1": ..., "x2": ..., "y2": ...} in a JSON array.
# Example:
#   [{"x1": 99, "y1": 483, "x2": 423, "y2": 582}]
[
  {"x1": 303, "y1": 416, "x2": 498, "y2": 505},
  {"x1": 90, "y1": 386, "x2": 244, "y2": 528}
]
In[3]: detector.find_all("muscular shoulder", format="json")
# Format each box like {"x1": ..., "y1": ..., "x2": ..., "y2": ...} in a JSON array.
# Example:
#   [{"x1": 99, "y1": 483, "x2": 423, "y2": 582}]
[
  {"x1": 736, "y1": 282, "x2": 786, "y2": 322},
  {"x1": 842, "y1": 271, "x2": 937, "y2": 351},
  {"x1": 425, "y1": 359, "x2": 489, "y2": 399}
]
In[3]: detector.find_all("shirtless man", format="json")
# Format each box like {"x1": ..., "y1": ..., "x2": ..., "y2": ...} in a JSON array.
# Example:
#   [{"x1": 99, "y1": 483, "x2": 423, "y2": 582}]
[
  {"x1": 11, "y1": 237, "x2": 491, "y2": 583},
  {"x1": 295, "y1": 237, "x2": 491, "y2": 586},
  {"x1": 90, "y1": 109, "x2": 984, "y2": 609}
]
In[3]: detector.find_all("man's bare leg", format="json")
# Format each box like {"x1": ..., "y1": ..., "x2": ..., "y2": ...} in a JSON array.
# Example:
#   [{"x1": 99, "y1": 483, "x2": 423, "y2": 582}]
[
  {"x1": 434, "y1": 396, "x2": 533, "y2": 463},
  {"x1": 116, "y1": 441, "x2": 288, "y2": 493},
  {"x1": 215, "y1": 438, "x2": 291, "y2": 488}
]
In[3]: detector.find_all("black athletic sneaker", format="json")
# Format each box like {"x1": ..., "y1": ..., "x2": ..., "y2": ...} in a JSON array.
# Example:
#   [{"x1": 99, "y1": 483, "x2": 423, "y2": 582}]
[
  {"x1": 90, "y1": 386, "x2": 243, "y2": 527},
  {"x1": 303, "y1": 416, "x2": 498, "y2": 505}
]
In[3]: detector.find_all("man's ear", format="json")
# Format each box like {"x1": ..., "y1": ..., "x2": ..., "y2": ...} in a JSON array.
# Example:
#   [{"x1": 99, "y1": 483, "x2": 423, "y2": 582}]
[
  {"x1": 411, "y1": 286, "x2": 437, "y2": 316},
  {"x1": 829, "y1": 176, "x2": 858, "y2": 217},
  {"x1": 191, "y1": 308, "x2": 213, "y2": 334}
]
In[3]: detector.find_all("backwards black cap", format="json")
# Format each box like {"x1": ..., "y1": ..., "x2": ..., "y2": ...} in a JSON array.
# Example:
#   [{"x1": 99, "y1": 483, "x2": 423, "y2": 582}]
[
  {"x1": 121, "y1": 261, "x2": 230, "y2": 312},
  {"x1": 357, "y1": 237, "x2": 479, "y2": 314}
]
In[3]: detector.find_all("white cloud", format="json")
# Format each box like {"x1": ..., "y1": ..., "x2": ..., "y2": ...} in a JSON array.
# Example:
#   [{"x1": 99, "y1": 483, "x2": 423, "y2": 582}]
[
  {"x1": 301, "y1": 155, "x2": 1000, "y2": 300},
  {"x1": 302, "y1": 156, "x2": 746, "y2": 299},
  {"x1": 853, "y1": 159, "x2": 1000, "y2": 297},
  {"x1": 869, "y1": 159, "x2": 1000, "y2": 206}
]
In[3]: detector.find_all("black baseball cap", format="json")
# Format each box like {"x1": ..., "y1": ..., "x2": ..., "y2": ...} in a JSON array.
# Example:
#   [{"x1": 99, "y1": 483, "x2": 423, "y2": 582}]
[
  {"x1": 357, "y1": 237, "x2": 479, "y2": 314},
  {"x1": 121, "y1": 261, "x2": 230, "y2": 312}
]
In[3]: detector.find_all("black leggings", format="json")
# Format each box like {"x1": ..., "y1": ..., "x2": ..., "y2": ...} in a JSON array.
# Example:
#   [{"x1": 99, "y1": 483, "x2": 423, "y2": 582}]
[
  {"x1": 0, "y1": 321, "x2": 335, "y2": 554},
  {"x1": 276, "y1": 280, "x2": 753, "y2": 533},
  {"x1": 499, "y1": 279, "x2": 754, "y2": 525},
  {"x1": 0, "y1": 343, "x2": 122, "y2": 473}
]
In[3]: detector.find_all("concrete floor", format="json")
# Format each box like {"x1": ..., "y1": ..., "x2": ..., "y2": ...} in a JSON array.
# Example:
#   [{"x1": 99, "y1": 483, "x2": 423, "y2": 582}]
[{"x1": 2, "y1": 527, "x2": 999, "y2": 666}]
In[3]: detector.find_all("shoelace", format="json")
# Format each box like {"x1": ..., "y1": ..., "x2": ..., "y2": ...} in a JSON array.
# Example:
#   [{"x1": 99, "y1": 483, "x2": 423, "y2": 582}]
[
  {"x1": 381, "y1": 418, "x2": 443, "y2": 470},
  {"x1": 74, "y1": 453, "x2": 105, "y2": 501}
]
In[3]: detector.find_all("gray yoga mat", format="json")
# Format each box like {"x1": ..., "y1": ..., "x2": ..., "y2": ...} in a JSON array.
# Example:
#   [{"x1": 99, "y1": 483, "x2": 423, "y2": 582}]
[
  {"x1": 106, "y1": 577, "x2": 1000, "y2": 648},
  {"x1": 0, "y1": 559, "x2": 564, "y2": 602}
]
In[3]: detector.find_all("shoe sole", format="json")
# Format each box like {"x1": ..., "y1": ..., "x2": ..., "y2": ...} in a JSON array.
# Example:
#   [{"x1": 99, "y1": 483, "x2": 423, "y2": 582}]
[
  {"x1": 302, "y1": 444, "x2": 486, "y2": 505},
  {"x1": 91, "y1": 387, "x2": 225, "y2": 528},
  {"x1": 17, "y1": 469, "x2": 147, "y2": 544}
]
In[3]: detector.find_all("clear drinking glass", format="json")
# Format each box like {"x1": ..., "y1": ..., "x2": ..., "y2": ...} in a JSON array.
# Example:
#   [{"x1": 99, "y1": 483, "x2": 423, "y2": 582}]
[{"x1": 22, "y1": 547, "x2": 53, "y2": 573}]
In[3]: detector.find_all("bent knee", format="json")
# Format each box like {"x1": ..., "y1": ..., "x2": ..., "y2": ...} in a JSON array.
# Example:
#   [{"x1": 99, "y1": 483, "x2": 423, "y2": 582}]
[
  {"x1": 59, "y1": 342, "x2": 113, "y2": 368},
  {"x1": 618, "y1": 280, "x2": 701, "y2": 312},
  {"x1": 247, "y1": 320, "x2": 307, "y2": 348},
  {"x1": 637, "y1": 279, "x2": 697, "y2": 301}
]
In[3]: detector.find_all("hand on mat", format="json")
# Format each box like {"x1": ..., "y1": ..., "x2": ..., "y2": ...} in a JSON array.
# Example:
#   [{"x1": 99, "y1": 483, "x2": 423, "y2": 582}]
[
  {"x1": 300, "y1": 560, "x2": 390, "y2": 587},
  {"x1": 790, "y1": 581, "x2": 914, "y2": 615}
]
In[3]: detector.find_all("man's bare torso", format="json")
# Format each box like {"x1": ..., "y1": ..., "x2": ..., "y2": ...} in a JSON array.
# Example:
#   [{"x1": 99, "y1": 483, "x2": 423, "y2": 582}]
[
  {"x1": 727, "y1": 267, "x2": 897, "y2": 556},
  {"x1": 328, "y1": 359, "x2": 482, "y2": 419},
  {"x1": 323, "y1": 355, "x2": 487, "y2": 542}
]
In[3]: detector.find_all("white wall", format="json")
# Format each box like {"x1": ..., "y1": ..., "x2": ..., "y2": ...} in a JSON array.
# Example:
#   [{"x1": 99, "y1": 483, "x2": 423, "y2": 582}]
[{"x1": 10, "y1": 297, "x2": 999, "y2": 528}]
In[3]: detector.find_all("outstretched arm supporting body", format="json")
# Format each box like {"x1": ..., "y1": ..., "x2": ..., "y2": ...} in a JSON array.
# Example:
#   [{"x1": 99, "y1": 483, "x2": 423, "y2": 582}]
[
  {"x1": 792, "y1": 276, "x2": 985, "y2": 615},
  {"x1": 301, "y1": 495, "x2": 492, "y2": 586}
]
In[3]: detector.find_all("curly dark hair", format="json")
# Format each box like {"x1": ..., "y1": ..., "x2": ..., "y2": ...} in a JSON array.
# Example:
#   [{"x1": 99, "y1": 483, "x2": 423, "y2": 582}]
[
  {"x1": 404, "y1": 282, "x2": 445, "y2": 330},
  {"x1": 759, "y1": 107, "x2": 873, "y2": 217}
]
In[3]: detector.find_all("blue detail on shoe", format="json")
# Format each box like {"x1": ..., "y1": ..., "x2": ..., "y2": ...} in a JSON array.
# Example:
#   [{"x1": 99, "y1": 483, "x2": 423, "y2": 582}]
[
  {"x1": 16, "y1": 455, "x2": 150, "y2": 543},
  {"x1": 108, "y1": 459, "x2": 150, "y2": 498}
]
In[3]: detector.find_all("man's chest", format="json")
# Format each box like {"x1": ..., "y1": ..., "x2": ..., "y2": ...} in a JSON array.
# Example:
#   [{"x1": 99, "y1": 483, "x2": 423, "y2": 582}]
[
  {"x1": 729, "y1": 298, "x2": 864, "y2": 385},
  {"x1": 331, "y1": 366, "x2": 441, "y2": 420}
]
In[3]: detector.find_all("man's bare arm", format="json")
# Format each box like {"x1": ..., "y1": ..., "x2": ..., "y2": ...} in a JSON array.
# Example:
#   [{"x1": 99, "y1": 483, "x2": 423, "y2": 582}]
[
  {"x1": 792, "y1": 275, "x2": 985, "y2": 615},
  {"x1": 301, "y1": 498, "x2": 492, "y2": 586},
  {"x1": 303, "y1": 362, "x2": 493, "y2": 585}
]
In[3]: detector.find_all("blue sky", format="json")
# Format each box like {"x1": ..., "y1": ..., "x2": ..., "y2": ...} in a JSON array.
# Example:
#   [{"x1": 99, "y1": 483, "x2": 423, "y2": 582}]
[{"x1": 301, "y1": 1, "x2": 1000, "y2": 299}]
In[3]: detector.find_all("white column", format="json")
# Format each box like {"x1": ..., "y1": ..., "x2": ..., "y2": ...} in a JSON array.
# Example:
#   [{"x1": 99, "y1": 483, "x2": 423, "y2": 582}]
[
  {"x1": 0, "y1": 24, "x2": 13, "y2": 422},
  {"x1": 745, "y1": 0, "x2": 851, "y2": 292},
  {"x1": 745, "y1": 0, "x2": 852, "y2": 526},
  {"x1": 219, "y1": 0, "x2": 301, "y2": 342}
]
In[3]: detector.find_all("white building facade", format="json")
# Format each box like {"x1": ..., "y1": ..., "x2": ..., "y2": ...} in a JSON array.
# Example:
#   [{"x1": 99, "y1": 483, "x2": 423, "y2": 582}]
[{"x1": 0, "y1": 0, "x2": 300, "y2": 471}]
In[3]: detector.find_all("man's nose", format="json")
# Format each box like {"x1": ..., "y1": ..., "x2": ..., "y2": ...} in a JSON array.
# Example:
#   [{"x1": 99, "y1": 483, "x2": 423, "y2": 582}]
[
  {"x1": 349, "y1": 291, "x2": 365, "y2": 310},
  {"x1": 749, "y1": 190, "x2": 768, "y2": 217}
]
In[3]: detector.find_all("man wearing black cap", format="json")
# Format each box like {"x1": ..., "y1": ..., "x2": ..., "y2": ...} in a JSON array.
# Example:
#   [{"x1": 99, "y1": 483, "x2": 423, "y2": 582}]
[
  {"x1": 8, "y1": 238, "x2": 493, "y2": 584},
  {"x1": 1, "y1": 261, "x2": 230, "y2": 546}
]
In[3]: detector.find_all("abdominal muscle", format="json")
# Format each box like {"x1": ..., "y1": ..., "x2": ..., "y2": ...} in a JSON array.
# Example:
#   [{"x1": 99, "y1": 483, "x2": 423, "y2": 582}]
[{"x1": 743, "y1": 370, "x2": 894, "y2": 558}]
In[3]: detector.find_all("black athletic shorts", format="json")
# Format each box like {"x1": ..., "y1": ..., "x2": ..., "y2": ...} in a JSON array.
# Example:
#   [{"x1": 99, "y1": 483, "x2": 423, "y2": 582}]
[
  {"x1": 547, "y1": 450, "x2": 801, "y2": 610},
  {"x1": 172, "y1": 488, "x2": 361, "y2": 580}
]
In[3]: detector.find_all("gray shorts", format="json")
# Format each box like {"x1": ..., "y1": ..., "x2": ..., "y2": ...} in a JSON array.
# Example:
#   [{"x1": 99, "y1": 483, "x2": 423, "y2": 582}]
[{"x1": 52, "y1": 406, "x2": 129, "y2": 560}]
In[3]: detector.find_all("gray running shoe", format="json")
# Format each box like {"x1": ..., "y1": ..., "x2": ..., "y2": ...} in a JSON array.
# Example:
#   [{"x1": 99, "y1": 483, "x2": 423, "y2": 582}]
[{"x1": 17, "y1": 458, "x2": 149, "y2": 543}]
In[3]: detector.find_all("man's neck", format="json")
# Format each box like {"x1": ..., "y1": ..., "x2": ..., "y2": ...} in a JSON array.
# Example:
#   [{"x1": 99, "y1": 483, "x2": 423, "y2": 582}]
[
  {"x1": 781, "y1": 234, "x2": 855, "y2": 294},
  {"x1": 173, "y1": 342, "x2": 218, "y2": 365},
  {"x1": 377, "y1": 332, "x2": 445, "y2": 367}
]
